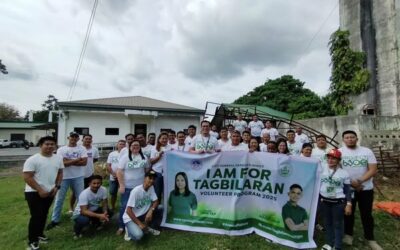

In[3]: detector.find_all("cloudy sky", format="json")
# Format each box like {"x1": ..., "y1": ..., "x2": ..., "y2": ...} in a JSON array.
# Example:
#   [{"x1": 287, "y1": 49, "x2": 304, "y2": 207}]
[{"x1": 0, "y1": 0, "x2": 339, "y2": 115}]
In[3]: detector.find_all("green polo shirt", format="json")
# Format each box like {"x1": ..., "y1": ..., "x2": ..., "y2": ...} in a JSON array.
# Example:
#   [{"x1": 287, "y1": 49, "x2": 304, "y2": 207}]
[
  {"x1": 168, "y1": 191, "x2": 197, "y2": 217},
  {"x1": 282, "y1": 201, "x2": 308, "y2": 231}
]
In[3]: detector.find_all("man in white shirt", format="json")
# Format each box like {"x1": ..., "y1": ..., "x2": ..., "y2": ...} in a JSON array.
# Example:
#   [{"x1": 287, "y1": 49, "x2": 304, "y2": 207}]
[
  {"x1": 107, "y1": 139, "x2": 126, "y2": 211},
  {"x1": 217, "y1": 127, "x2": 231, "y2": 149},
  {"x1": 311, "y1": 134, "x2": 331, "y2": 169},
  {"x1": 175, "y1": 131, "x2": 189, "y2": 152},
  {"x1": 147, "y1": 133, "x2": 156, "y2": 146},
  {"x1": 72, "y1": 175, "x2": 111, "y2": 238},
  {"x1": 168, "y1": 130, "x2": 177, "y2": 148},
  {"x1": 137, "y1": 133, "x2": 153, "y2": 158},
  {"x1": 261, "y1": 120, "x2": 279, "y2": 142},
  {"x1": 221, "y1": 130, "x2": 249, "y2": 151},
  {"x1": 210, "y1": 124, "x2": 219, "y2": 139},
  {"x1": 119, "y1": 133, "x2": 135, "y2": 160},
  {"x1": 339, "y1": 130, "x2": 382, "y2": 250},
  {"x1": 227, "y1": 124, "x2": 234, "y2": 139},
  {"x1": 189, "y1": 120, "x2": 219, "y2": 154},
  {"x1": 232, "y1": 114, "x2": 247, "y2": 134},
  {"x1": 295, "y1": 127, "x2": 309, "y2": 145},
  {"x1": 259, "y1": 133, "x2": 271, "y2": 152},
  {"x1": 241, "y1": 131, "x2": 251, "y2": 146},
  {"x1": 47, "y1": 132, "x2": 88, "y2": 230},
  {"x1": 123, "y1": 171, "x2": 160, "y2": 241},
  {"x1": 287, "y1": 130, "x2": 302, "y2": 156},
  {"x1": 248, "y1": 115, "x2": 264, "y2": 142},
  {"x1": 23, "y1": 136, "x2": 64, "y2": 250},
  {"x1": 184, "y1": 125, "x2": 197, "y2": 149}
]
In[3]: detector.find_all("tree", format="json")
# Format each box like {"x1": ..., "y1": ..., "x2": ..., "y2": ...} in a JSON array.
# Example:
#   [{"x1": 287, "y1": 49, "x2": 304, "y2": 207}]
[
  {"x1": 328, "y1": 29, "x2": 369, "y2": 115},
  {"x1": 0, "y1": 60, "x2": 8, "y2": 74},
  {"x1": 25, "y1": 95, "x2": 59, "y2": 122},
  {"x1": 233, "y1": 75, "x2": 334, "y2": 119},
  {"x1": 0, "y1": 103, "x2": 20, "y2": 120}
]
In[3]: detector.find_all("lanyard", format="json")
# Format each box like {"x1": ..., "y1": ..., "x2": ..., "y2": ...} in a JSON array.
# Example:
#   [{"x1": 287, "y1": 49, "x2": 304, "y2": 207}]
[
  {"x1": 178, "y1": 144, "x2": 185, "y2": 151},
  {"x1": 328, "y1": 168, "x2": 337, "y2": 180},
  {"x1": 202, "y1": 136, "x2": 210, "y2": 150}
]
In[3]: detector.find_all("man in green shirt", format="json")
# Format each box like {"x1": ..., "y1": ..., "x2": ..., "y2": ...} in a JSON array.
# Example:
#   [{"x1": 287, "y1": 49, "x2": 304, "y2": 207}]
[{"x1": 282, "y1": 184, "x2": 308, "y2": 231}]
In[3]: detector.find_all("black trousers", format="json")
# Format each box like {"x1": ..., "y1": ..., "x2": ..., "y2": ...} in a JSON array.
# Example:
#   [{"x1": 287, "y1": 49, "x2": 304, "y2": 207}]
[
  {"x1": 344, "y1": 189, "x2": 374, "y2": 240},
  {"x1": 25, "y1": 192, "x2": 54, "y2": 244}
]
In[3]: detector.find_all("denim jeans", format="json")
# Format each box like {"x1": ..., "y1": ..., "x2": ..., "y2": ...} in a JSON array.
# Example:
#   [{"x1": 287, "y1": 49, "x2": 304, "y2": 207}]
[
  {"x1": 51, "y1": 176, "x2": 84, "y2": 223},
  {"x1": 73, "y1": 208, "x2": 113, "y2": 234},
  {"x1": 153, "y1": 172, "x2": 163, "y2": 201},
  {"x1": 125, "y1": 214, "x2": 146, "y2": 241},
  {"x1": 118, "y1": 188, "x2": 133, "y2": 229},
  {"x1": 322, "y1": 200, "x2": 345, "y2": 249}
]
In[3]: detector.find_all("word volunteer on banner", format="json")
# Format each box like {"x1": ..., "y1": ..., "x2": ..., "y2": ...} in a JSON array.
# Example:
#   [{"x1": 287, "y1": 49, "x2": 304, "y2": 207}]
[{"x1": 161, "y1": 151, "x2": 321, "y2": 249}]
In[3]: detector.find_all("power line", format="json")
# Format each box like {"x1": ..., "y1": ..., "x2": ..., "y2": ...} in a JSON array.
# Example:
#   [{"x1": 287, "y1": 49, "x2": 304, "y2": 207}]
[{"x1": 67, "y1": 0, "x2": 99, "y2": 101}]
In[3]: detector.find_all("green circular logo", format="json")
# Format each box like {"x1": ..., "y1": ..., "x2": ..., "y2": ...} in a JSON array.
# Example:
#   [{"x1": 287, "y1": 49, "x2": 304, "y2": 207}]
[{"x1": 279, "y1": 164, "x2": 292, "y2": 177}]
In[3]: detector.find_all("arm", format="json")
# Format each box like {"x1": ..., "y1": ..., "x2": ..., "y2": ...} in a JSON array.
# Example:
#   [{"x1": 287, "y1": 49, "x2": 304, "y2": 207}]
[
  {"x1": 80, "y1": 205, "x2": 109, "y2": 222},
  {"x1": 23, "y1": 172, "x2": 49, "y2": 198},
  {"x1": 145, "y1": 199, "x2": 160, "y2": 224},
  {"x1": 344, "y1": 183, "x2": 353, "y2": 215},
  {"x1": 127, "y1": 206, "x2": 147, "y2": 230},
  {"x1": 116, "y1": 169, "x2": 125, "y2": 194},
  {"x1": 63, "y1": 158, "x2": 81, "y2": 167},
  {"x1": 106, "y1": 163, "x2": 116, "y2": 178},
  {"x1": 75, "y1": 157, "x2": 88, "y2": 166},
  {"x1": 351, "y1": 163, "x2": 378, "y2": 190},
  {"x1": 50, "y1": 169, "x2": 63, "y2": 197},
  {"x1": 150, "y1": 151, "x2": 164, "y2": 164},
  {"x1": 284, "y1": 218, "x2": 308, "y2": 231}
]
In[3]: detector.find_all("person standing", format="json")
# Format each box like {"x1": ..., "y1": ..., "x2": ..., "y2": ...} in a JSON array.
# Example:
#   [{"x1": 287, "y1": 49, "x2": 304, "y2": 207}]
[
  {"x1": 168, "y1": 130, "x2": 177, "y2": 148},
  {"x1": 217, "y1": 127, "x2": 231, "y2": 149},
  {"x1": 47, "y1": 132, "x2": 87, "y2": 230},
  {"x1": 147, "y1": 133, "x2": 156, "y2": 146},
  {"x1": 295, "y1": 126, "x2": 309, "y2": 144},
  {"x1": 232, "y1": 114, "x2": 247, "y2": 135},
  {"x1": 119, "y1": 133, "x2": 135, "y2": 159},
  {"x1": 137, "y1": 133, "x2": 153, "y2": 159},
  {"x1": 311, "y1": 134, "x2": 331, "y2": 169},
  {"x1": 259, "y1": 133, "x2": 271, "y2": 152},
  {"x1": 248, "y1": 115, "x2": 264, "y2": 142},
  {"x1": 286, "y1": 130, "x2": 302, "y2": 156},
  {"x1": 175, "y1": 131, "x2": 189, "y2": 152},
  {"x1": 210, "y1": 124, "x2": 219, "y2": 139},
  {"x1": 189, "y1": 120, "x2": 219, "y2": 154},
  {"x1": 339, "y1": 130, "x2": 382, "y2": 250},
  {"x1": 221, "y1": 131, "x2": 249, "y2": 152},
  {"x1": 261, "y1": 120, "x2": 279, "y2": 142},
  {"x1": 107, "y1": 140, "x2": 126, "y2": 211},
  {"x1": 184, "y1": 125, "x2": 197, "y2": 149},
  {"x1": 23, "y1": 136, "x2": 64, "y2": 250}
]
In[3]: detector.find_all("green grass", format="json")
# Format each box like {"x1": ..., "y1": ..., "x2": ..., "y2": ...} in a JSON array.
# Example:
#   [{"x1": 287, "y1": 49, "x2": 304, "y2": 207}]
[{"x1": 0, "y1": 175, "x2": 399, "y2": 250}]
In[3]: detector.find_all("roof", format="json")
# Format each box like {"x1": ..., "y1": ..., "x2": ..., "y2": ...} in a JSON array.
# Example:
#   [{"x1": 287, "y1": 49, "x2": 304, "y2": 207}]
[
  {"x1": 0, "y1": 121, "x2": 48, "y2": 129},
  {"x1": 221, "y1": 103, "x2": 292, "y2": 120},
  {"x1": 58, "y1": 96, "x2": 203, "y2": 113}
]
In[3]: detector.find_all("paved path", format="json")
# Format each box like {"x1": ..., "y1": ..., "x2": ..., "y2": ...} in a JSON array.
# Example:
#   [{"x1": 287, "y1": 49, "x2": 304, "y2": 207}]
[{"x1": 0, "y1": 147, "x2": 39, "y2": 156}]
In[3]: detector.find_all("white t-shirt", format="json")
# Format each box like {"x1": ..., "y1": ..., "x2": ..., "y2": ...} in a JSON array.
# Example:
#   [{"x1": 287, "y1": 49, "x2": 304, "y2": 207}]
[
  {"x1": 73, "y1": 186, "x2": 107, "y2": 217},
  {"x1": 107, "y1": 150, "x2": 120, "y2": 181},
  {"x1": 261, "y1": 128, "x2": 279, "y2": 141},
  {"x1": 57, "y1": 145, "x2": 88, "y2": 179},
  {"x1": 311, "y1": 147, "x2": 331, "y2": 170},
  {"x1": 84, "y1": 146, "x2": 99, "y2": 178},
  {"x1": 295, "y1": 133, "x2": 309, "y2": 144},
  {"x1": 118, "y1": 154, "x2": 149, "y2": 189},
  {"x1": 248, "y1": 121, "x2": 264, "y2": 137},
  {"x1": 233, "y1": 120, "x2": 247, "y2": 134},
  {"x1": 210, "y1": 131, "x2": 219, "y2": 139},
  {"x1": 142, "y1": 144, "x2": 153, "y2": 159},
  {"x1": 119, "y1": 146, "x2": 129, "y2": 160},
  {"x1": 339, "y1": 146, "x2": 377, "y2": 190},
  {"x1": 184, "y1": 135, "x2": 196, "y2": 149},
  {"x1": 221, "y1": 143, "x2": 249, "y2": 152},
  {"x1": 150, "y1": 145, "x2": 172, "y2": 174},
  {"x1": 218, "y1": 139, "x2": 231, "y2": 149},
  {"x1": 172, "y1": 143, "x2": 189, "y2": 152},
  {"x1": 123, "y1": 185, "x2": 158, "y2": 223},
  {"x1": 259, "y1": 143, "x2": 268, "y2": 152},
  {"x1": 320, "y1": 167, "x2": 350, "y2": 199},
  {"x1": 191, "y1": 134, "x2": 219, "y2": 152},
  {"x1": 287, "y1": 141, "x2": 302, "y2": 156},
  {"x1": 23, "y1": 153, "x2": 64, "y2": 192}
]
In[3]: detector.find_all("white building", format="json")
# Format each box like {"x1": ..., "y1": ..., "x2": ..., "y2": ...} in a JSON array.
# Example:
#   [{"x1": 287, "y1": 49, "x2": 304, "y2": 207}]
[
  {"x1": 57, "y1": 96, "x2": 204, "y2": 145},
  {"x1": 0, "y1": 121, "x2": 54, "y2": 144}
]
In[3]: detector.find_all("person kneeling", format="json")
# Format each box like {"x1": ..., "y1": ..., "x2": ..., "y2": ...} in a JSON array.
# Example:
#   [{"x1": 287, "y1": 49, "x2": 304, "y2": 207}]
[
  {"x1": 72, "y1": 175, "x2": 111, "y2": 239},
  {"x1": 123, "y1": 170, "x2": 160, "y2": 242}
]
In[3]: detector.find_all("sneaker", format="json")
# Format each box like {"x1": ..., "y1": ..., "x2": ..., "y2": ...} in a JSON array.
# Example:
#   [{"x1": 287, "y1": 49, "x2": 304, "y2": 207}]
[
  {"x1": 73, "y1": 233, "x2": 82, "y2": 240},
  {"x1": 124, "y1": 227, "x2": 131, "y2": 241},
  {"x1": 321, "y1": 244, "x2": 332, "y2": 250},
  {"x1": 26, "y1": 242, "x2": 40, "y2": 250},
  {"x1": 368, "y1": 240, "x2": 383, "y2": 250},
  {"x1": 116, "y1": 228, "x2": 124, "y2": 236},
  {"x1": 147, "y1": 227, "x2": 160, "y2": 236},
  {"x1": 46, "y1": 221, "x2": 59, "y2": 231},
  {"x1": 67, "y1": 210, "x2": 73, "y2": 215},
  {"x1": 315, "y1": 223, "x2": 326, "y2": 232},
  {"x1": 342, "y1": 234, "x2": 353, "y2": 246},
  {"x1": 38, "y1": 236, "x2": 49, "y2": 244}
]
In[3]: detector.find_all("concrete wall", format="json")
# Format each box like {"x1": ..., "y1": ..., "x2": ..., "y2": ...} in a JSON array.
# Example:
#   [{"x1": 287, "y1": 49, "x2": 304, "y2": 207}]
[{"x1": 0, "y1": 129, "x2": 51, "y2": 144}]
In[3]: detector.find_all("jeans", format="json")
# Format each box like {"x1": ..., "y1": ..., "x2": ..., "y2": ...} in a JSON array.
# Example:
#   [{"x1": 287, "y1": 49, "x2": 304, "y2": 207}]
[
  {"x1": 51, "y1": 176, "x2": 84, "y2": 223},
  {"x1": 344, "y1": 189, "x2": 375, "y2": 240},
  {"x1": 322, "y1": 200, "x2": 345, "y2": 249},
  {"x1": 25, "y1": 192, "x2": 54, "y2": 244},
  {"x1": 109, "y1": 180, "x2": 119, "y2": 196},
  {"x1": 118, "y1": 188, "x2": 133, "y2": 229},
  {"x1": 153, "y1": 172, "x2": 163, "y2": 201},
  {"x1": 125, "y1": 214, "x2": 146, "y2": 241},
  {"x1": 73, "y1": 208, "x2": 113, "y2": 234}
]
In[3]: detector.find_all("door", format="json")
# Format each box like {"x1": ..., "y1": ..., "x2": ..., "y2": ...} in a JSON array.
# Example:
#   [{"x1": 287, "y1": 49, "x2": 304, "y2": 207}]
[{"x1": 134, "y1": 124, "x2": 147, "y2": 136}]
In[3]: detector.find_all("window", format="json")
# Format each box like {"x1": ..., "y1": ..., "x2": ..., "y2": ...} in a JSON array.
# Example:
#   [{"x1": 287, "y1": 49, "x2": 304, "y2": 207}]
[
  {"x1": 105, "y1": 128, "x2": 119, "y2": 135},
  {"x1": 74, "y1": 127, "x2": 89, "y2": 135}
]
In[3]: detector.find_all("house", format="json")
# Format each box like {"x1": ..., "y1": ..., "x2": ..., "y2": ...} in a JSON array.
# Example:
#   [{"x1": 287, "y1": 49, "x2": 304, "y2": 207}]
[
  {"x1": 57, "y1": 96, "x2": 204, "y2": 145},
  {"x1": 0, "y1": 121, "x2": 54, "y2": 145}
]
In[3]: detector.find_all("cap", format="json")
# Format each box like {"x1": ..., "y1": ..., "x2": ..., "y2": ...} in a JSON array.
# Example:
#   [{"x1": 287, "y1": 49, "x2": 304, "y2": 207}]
[
  {"x1": 69, "y1": 131, "x2": 79, "y2": 137},
  {"x1": 326, "y1": 148, "x2": 341, "y2": 159},
  {"x1": 145, "y1": 170, "x2": 157, "y2": 178}
]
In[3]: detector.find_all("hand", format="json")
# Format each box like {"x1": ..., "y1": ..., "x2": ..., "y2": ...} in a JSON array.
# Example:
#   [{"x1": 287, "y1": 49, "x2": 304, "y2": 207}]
[
  {"x1": 99, "y1": 213, "x2": 109, "y2": 222},
  {"x1": 145, "y1": 210, "x2": 153, "y2": 224},
  {"x1": 49, "y1": 187, "x2": 58, "y2": 197},
  {"x1": 112, "y1": 173, "x2": 117, "y2": 179},
  {"x1": 38, "y1": 189, "x2": 49, "y2": 198},
  {"x1": 345, "y1": 204, "x2": 352, "y2": 215},
  {"x1": 139, "y1": 222, "x2": 147, "y2": 230},
  {"x1": 119, "y1": 186, "x2": 125, "y2": 194},
  {"x1": 197, "y1": 149, "x2": 205, "y2": 154}
]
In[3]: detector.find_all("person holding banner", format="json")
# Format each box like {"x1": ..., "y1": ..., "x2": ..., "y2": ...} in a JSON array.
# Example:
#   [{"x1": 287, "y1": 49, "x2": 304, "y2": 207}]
[
  {"x1": 248, "y1": 137, "x2": 260, "y2": 152},
  {"x1": 116, "y1": 140, "x2": 150, "y2": 235},
  {"x1": 168, "y1": 172, "x2": 198, "y2": 217},
  {"x1": 287, "y1": 130, "x2": 302, "y2": 156},
  {"x1": 276, "y1": 138, "x2": 289, "y2": 155},
  {"x1": 319, "y1": 149, "x2": 352, "y2": 250},
  {"x1": 217, "y1": 127, "x2": 231, "y2": 149},
  {"x1": 175, "y1": 131, "x2": 189, "y2": 152},
  {"x1": 282, "y1": 184, "x2": 308, "y2": 231},
  {"x1": 300, "y1": 143, "x2": 313, "y2": 157},
  {"x1": 221, "y1": 130, "x2": 249, "y2": 151},
  {"x1": 266, "y1": 141, "x2": 277, "y2": 153},
  {"x1": 189, "y1": 120, "x2": 219, "y2": 154},
  {"x1": 123, "y1": 170, "x2": 160, "y2": 242}
]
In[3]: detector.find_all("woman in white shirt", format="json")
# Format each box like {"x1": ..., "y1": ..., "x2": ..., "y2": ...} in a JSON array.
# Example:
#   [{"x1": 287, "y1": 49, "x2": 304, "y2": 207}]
[
  {"x1": 150, "y1": 132, "x2": 171, "y2": 200},
  {"x1": 116, "y1": 140, "x2": 149, "y2": 235}
]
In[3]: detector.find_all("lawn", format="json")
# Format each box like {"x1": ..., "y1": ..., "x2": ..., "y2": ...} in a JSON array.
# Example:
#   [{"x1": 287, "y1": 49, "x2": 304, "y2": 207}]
[{"x1": 0, "y1": 174, "x2": 399, "y2": 250}]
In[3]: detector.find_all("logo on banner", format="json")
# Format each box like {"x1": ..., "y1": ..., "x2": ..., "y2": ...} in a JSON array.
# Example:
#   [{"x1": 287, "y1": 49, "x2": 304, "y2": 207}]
[
  {"x1": 279, "y1": 164, "x2": 292, "y2": 177},
  {"x1": 191, "y1": 160, "x2": 202, "y2": 170}
]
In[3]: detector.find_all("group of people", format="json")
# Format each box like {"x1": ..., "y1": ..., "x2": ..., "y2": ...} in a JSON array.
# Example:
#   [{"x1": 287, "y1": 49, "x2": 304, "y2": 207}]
[{"x1": 23, "y1": 116, "x2": 382, "y2": 250}]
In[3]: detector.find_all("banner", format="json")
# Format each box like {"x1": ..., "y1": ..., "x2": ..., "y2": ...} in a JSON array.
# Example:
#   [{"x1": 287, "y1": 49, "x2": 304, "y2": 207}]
[{"x1": 161, "y1": 151, "x2": 321, "y2": 249}]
